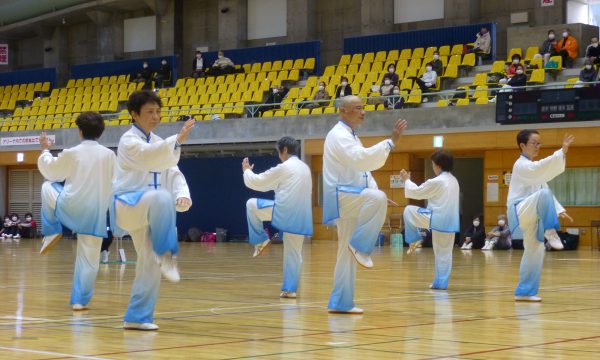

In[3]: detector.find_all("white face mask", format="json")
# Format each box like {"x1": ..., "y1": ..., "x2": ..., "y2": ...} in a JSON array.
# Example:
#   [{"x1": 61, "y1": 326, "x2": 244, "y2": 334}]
[
  {"x1": 143, "y1": 64, "x2": 148, "y2": 68},
  {"x1": 318, "y1": 85, "x2": 324, "y2": 90},
  {"x1": 473, "y1": 220, "x2": 480, "y2": 227},
  {"x1": 218, "y1": 55, "x2": 224, "y2": 59},
  {"x1": 341, "y1": 81, "x2": 348, "y2": 86},
  {"x1": 563, "y1": 32, "x2": 568, "y2": 37},
  {"x1": 498, "y1": 220, "x2": 506, "y2": 226},
  {"x1": 393, "y1": 90, "x2": 400, "y2": 95},
  {"x1": 161, "y1": 61, "x2": 167, "y2": 65},
  {"x1": 196, "y1": 54, "x2": 202, "y2": 59},
  {"x1": 11, "y1": 217, "x2": 17, "y2": 221},
  {"x1": 548, "y1": 34, "x2": 555, "y2": 40},
  {"x1": 592, "y1": 42, "x2": 599, "y2": 48},
  {"x1": 384, "y1": 79, "x2": 391, "y2": 85},
  {"x1": 433, "y1": 55, "x2": 439, "y2": 60},
  {"x1": 512, "y1": 59, "x2": 519, "y2": 64},
  {"x1": 272, "y1": 88, "x2": 278, "y2": 94},
  {"x1": 426, "y1": 66, "x2": 432, "y2": 72},
  {"x1": 26, "y1": 217, "x2": 31, "y2": 221},
  {"x1": 389, "y1": 68, "x2": 395, "y2": 73},
  {"x1": 586, "y1": 65, "x2": 592, "y2": 70},
  {"x1": 516, "y1": 69, "x2": 524, "y2": 74}
]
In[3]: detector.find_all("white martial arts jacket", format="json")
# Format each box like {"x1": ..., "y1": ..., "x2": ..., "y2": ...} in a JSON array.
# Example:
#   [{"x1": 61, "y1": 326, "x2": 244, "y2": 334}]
[
  {"x1": 112, "y1": 125, "x2": 191, "y2": 231},
  {"x1": 404, "y1": 171, "x2": 460, "y2": 233},
  {"x1": 38, "y1": 140, "x2": 116, "y2": 237},
  {"x1": 507, "y1": 150, "x2": 565, "y2": 238},
  {"x1": 244, "y1": 156, "x2": 313, "y2": 236},
  {"x1": 322, "y1": 121, "x2": 393, "y2": 225}
]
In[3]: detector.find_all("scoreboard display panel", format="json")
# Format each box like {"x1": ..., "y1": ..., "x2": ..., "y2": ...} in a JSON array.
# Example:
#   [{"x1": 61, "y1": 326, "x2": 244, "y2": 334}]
[{"x1": 496, "y1": 86, "x2": 600, "y2": 124}]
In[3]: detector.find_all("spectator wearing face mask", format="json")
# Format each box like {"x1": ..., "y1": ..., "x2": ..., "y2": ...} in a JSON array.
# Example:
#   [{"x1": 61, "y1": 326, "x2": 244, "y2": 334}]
[
  {"x1": 335, "y1": 76, "x2": 352, "y2": 99},
  {"x1": 555, "y1": 28, "x2": 578, "y2": 68},
  {"x1": 411, "y1": 62, "x2": 437, "y2": 102},
  {"x1": 18, "y1": 212, "x2": 37, "y2": 238},
  {"x1": 540, "y1": 29, "x2": 558, "y2": 65},
  {"x1": 506, "y1": 65, "x2": 527, "y2": 88},
  {"x1": 430, "y1": 51, "x2": 443, "y2": 76},
  {"x1": 7, "y1": 213, "x2": 21, "y2": 240},
  {"x1": 461, "y1": 215, "x2": 486, "y2": 250},
  {"x1": 470, "y1": 26, "x2": 491, "y2": 62},
  {"x1": 383, "y1": 64, "x2": 399, "y2": 87},
  {"x1": 577, "y1": 59, "x2": 598, "y2": 86},
  {"x1": 387, "y1": 86, "x2": 404, "y2": 110},
  {"x1": 380, "y1": 75, "x2": 395, "y2": 97},
  {"x1": 2, "y1": 215, "x2": 12, "y2": 239},
  {"x1": 305, "y1": 81, "x2": 330, "y2": 109},
  {"x1": 192, "y1": 51, "x2": 205, "y2": 78},
  {"x1": 154, "y1": 59, "x2": 171, "y2": 88},
  {"x1": 482, "y1": 214, "x2": 511, "y2": 250},
  {"x1": 507, "y1": 54, "x2": 524, "y2": 78},
  {"x1": 259, "y1": 86, "x2": 284, "y2": 116},
  {"x1": 208, "y1": 50, "x2": 235, "y2": 76},
  {"x1": 585, "y1": 37, "x2": 600, "y2": 68},
  {"x1": 138, "y1": 61, "x2": 153, "y2": 89}
]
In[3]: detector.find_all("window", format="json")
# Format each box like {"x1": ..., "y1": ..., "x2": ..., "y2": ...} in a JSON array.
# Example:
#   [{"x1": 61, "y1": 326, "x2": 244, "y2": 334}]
[{"x1": 549, "y1": 168, "x2": 600, "y2": 206}]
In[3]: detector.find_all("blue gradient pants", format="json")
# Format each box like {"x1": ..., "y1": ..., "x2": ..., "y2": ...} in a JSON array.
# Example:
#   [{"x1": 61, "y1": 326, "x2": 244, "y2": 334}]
[
  {"x1": 246, "y1": 198, "x2": 304, "y2": 292},
  {"x1": 42, "y1": 182, "x2": 103, "y2": 306},
  {"x1": 514, "y1": 188, "x2": 560, "y2": 297},
  {"x1": 116, "y1": 190, "x2": 178, "y2": 324},
  {"x1": 404, "y1": 205, "x2": 454, "y2": 289},
  {"x1": 328, "y1": 189, "x2": 387, "y2": 311}
]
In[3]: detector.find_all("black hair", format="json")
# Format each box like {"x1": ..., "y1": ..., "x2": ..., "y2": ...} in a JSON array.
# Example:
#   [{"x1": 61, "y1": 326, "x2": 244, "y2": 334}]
[
  {"x1": 276, "y1": 136, "x2": 299, "y2": 156},
  {"x1": 127, "y1": 90, "x2": 162, "y2": 120},
  {"x1": 10, "y1": 213, "x2": 19, "y2": 219},
  {"x1": 512, "y1": 54, "x2": 521, "y2": 60},
  {"x1": 548, "y1": 29, "x2": 555, "y2": 35},
  {"x1": 516, "y1": 129, "x2": 539, "y2": 148},
  {"x1": 24, "y1": 212, "x2": 33, "y2": 218},
  {"x1": 430, "y1": 149, "x2": 454, "y2": 172},
  {"x1": 340, "y1": 76, "x2": 348, "y2": 82},
  {"x1": 472, "y1": 214, "x2": 483, "y2": 222},
  {"x1": 388, "y1": 63, "x2": 395, "y2": 70},
  {"x1": 75, "y1": 112, "x2": 105, "y2": 140}
]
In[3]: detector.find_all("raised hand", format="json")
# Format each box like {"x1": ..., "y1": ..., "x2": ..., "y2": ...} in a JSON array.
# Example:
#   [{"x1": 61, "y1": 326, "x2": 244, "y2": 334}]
[
  {"x1": 39, "y1": 132, "x2": 53, "y2": 150},
  {"x1": 242, "y1": 157, "x2": 254, "y2": 172},
  {"x1": 559, "y1": 212, "x2": 574, "y2": 223},
  {"x1": 561, "y1": 133, "x2": 575, "y2": 154},
  {"x1": 399, "y1": 169, "x2": 411, "y2": 181},
  {"x1": 391, "y1": 119, "x2": 408, "y2": 146},
  {"x1": 176, "y1": 118, "x2": 196, "y2": 144}
]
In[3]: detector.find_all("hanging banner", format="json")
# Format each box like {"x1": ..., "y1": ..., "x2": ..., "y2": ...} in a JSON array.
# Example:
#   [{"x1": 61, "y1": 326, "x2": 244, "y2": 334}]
[
  {"x1": 0, "y1": 44, "x2": 8, "y2": 65},
  {"x1": 541, "y1": 0, "x2": 554, "y2": 7}
]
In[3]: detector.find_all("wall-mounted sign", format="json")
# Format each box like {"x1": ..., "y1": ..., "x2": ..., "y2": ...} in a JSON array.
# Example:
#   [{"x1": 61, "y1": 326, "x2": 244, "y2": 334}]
[
  {"x1": 0, "y1": 135, "x2": 55, "y2": 146},
  {"x1": 0, "y1": 44, "x2": 8, "y2": 65},
  {"x1": 390, "y1": 175, "x2": 405, "y2": 188},
  {"x1": 541, "y1": 0, "x2": 554, "y2": 7}
]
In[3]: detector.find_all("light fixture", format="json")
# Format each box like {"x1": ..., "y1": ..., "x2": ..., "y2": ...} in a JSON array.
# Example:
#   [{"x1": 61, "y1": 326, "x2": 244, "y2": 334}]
[
  {"x1": 433, "y1": 135, "x2": 444, "y2": 148},
  {"x1": 16, "y1": 153, "x2": 24, "y2": 162}
]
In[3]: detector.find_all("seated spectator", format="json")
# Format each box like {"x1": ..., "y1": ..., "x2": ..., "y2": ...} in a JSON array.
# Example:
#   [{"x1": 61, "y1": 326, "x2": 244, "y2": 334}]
[
  {"x1": 431, "y1": 51, "x2": 443, "y2": 76},
  {"x1": 4, "y1": 213, "x2": 20, "y2": 240},
  {"x1": 461, "y1": 214, "x2": 486, "y2": 249},
  {"x1": 470, "y1": 26, "x2": 491, "y2": 62},
  {"x1": 380, "y1": 75, "x2": 395, "y2": 97},
  {"x1": 192, "y1": 51, "x2": 205, "y2": 78},
  {"x1": 18, "y1": 212, "x2": 36, "y2": 238},
  {"x1": 507, "y1": 54, "x2": 524, "y2": 78},
  {"x1": 335, "y1": 76, "x2": 352, "y2": 99},
  {"x1": 383, "y1": 63, "x2": 399, "y2": 87},
  {"x1": 259, "y1": 85, "x2": 284, "y2": 115},
  {"x1": 540, "y1": 29, "x2": 558, "y2": 65},
  {"x1": 585, "y1": 36, "x2": 600, "y2": 68},
  {"x1": 1, "y1": 215, "x2": 11, "y2": 239},
  {"x1": 577, "y1": 59, "x2": 597, "y2": 86},
  {"x1": 305, "y1": 81, "x2": 330, "y2": 109},
  {"x1": 208, "y1": 50, "x2": 235, "y2": 76},
  {"x1": 139, "y1": 61, "x2": 153, "y2": 89},
  {"x1": 411, "y1": 62, "x2": 437, "y2": 102},
  {"x1": 555, "y1": 28, "x2": 578, "y2": 68},
  {"x1": 154, "y1": 59, "x2": 171, "y2": 88},
  {"x1": 390, "y1": 87, "x2": 405, "y2": 109},
  {"x1": 504, "y1": 64, "x2": 527, "y2": 88},
  {"x1": 482, "y1": 214, "x2": 511, "y2": 250}
]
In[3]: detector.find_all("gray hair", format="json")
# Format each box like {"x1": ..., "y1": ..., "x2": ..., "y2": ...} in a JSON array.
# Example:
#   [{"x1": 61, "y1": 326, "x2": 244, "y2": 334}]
[{"x1": 338, "y1": 95, "x2": 360, "y2": 110}]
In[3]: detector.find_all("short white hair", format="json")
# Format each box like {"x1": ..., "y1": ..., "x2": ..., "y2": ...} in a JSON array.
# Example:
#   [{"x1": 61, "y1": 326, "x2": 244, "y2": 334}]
[{"x1": 338, "y1": 95, "x2": 360, "y2": 110}]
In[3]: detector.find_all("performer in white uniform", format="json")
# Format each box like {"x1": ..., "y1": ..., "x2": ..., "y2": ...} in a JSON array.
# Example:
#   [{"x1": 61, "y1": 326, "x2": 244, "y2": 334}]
[
  {"x1": 113, "y1": 90, "x2": 195, "y2": 330},
  {"x1": 38, "y1": 112, "x2": 116, "y2": 311},
  {"x1": 323, "y1": 95, "x2": 407, "y2": 314},
  {"x1": 400, "y1": 150, "x2": 460, "y2": 290},
  {"x1": 243, "y1": 136, "x2": 313, "y2": 298},
  {"x1": 508, "y1": 130, "x2": 574, "y2": 302}
]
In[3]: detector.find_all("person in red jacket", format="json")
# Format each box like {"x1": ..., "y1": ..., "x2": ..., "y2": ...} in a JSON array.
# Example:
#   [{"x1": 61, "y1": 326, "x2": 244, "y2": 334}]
[{"x1": 555, "y1": 28, "x2": 578, "y2": 68}]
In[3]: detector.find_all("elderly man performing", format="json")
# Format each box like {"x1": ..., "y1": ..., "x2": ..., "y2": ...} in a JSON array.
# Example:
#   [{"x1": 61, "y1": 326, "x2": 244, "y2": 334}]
[
  {"x1": 508, "y1": 130, "x2": 574, "y2": 302},
  {"x1": 38, "y1": 112, "x2": 116, "y2": 311},
  {"x1": 400, "y1": 149, "x2": 460, "y2": 290},
  {"x1": 113, "y1": 90, "x2": 195, "y2": 330},
  {"x1": 243, "y1": 136, "x2": 313, "y2": 299},
  {"x1": 323, "y1": 95, "x2": 407, "y2": 314}
]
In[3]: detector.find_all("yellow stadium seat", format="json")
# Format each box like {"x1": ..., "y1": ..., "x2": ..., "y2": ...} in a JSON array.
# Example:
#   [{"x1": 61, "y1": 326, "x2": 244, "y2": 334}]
[
  {"x1": 506, "y1": 48, "x2": 522, "y2": 62},
  {"x1": 436, "y1": 99, "x2": 449, "y2": 107},
  {"x1": 471, "y1": 73, "x2": 488, "y2": 87},
  {"x1": 66, "y1": 79, "x2": 76, "y2": 88},
  {"x1": 490, "y1": 60, "x2": 506, "y2": 74},
  {"x1": 350, "y1": 53, "x2": 363, "y2": 64},
  {"x1": 282, "y1": 59, "x2": 293, "y2": 71},
  {"x1": 405, "y1": 89, "x2": 422, "y2": 105},
  {"x1": 547, "y1": 55, "x2": 563, "y2": 71},
  {"x1": 303, "y1": 58, "x2": 315, "y2": 71},
  {"x1": 475, "y1": 97, "x2": 490, "y2": 105},
  {"x1": 456, "y1": 98, "x2": 470, "y2": 106},
  {"x1": 298, "y1": 108, "x2": 310, "y2": 116},
  {"x1": 528, "y1": 58, "x2": 543, "y2": 71},
  {"x1": 363, "y1": 52, "x2": 375, "y2": 63},
  {"x1": 250, "y1": 63, "x2": 261, "y2": 73},
  {"x1": 412, "y1": 47, "x2": 424, "y2": 59},
  {"x1": 261, "y1": 62, "x2": 272, "y2": 72},
  {"x1": 292, "y1": 58, "x2": 304, "y2": 70},
  {"x1": 374, "y1": 51, "x2": 387, "y2": 62},
  {"x1": 528, "y1": 69, "x2": 545, "y2": 85},
  {"x1": 370, "y1": 62, "x2": 383, "y2": 74},
  {"x1": 448, "y1": 54, "x2": 461, "y2": 67},
  {"x1": 460, "y1": 53, "x2": 476, "y2": 68},
  {"x1": 450, "y1": 44, "x2": 464, "y2": 56},
  {"x1": 424, "y1": 47, "x2": 437, "y2": 59},
  {"x1": 398, "y1": 48, "x2": 411, "y2": 60},
  {"x1": 524, "y1": 46, "x2": 539, "y2": 62},
  {"x1": 339, "y1": 54, "x2": 351, "y2": 66},
  {"x1": 472, "y1": 85, "x2": 489, "y2": 99},
  {"x1": 408, "y1": 58, "x2": 421, "y2": 70}
]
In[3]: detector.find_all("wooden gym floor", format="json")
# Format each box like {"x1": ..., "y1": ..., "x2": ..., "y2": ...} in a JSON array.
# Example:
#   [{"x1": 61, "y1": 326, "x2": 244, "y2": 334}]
[{"x1": 1, "y1": 238, "x2": 599, "y2": 359}]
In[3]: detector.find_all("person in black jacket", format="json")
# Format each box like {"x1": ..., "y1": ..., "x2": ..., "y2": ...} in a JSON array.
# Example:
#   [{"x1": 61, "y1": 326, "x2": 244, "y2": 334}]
[
  {"x1": 335, "y1": 76, "x2": 352, "y2": 99},
  {"x1": 154, "y1": 59, "x2": 171, "y2": 88},
  {"x1": 461, "y1": 215, "x2": 486, "y2": 249},
  {"x1": 506, "y1": 64, "x2": 527, "y2": 88},
  {"x1": 192, "y1": 51, "x2": 205, "y2": 78}
]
